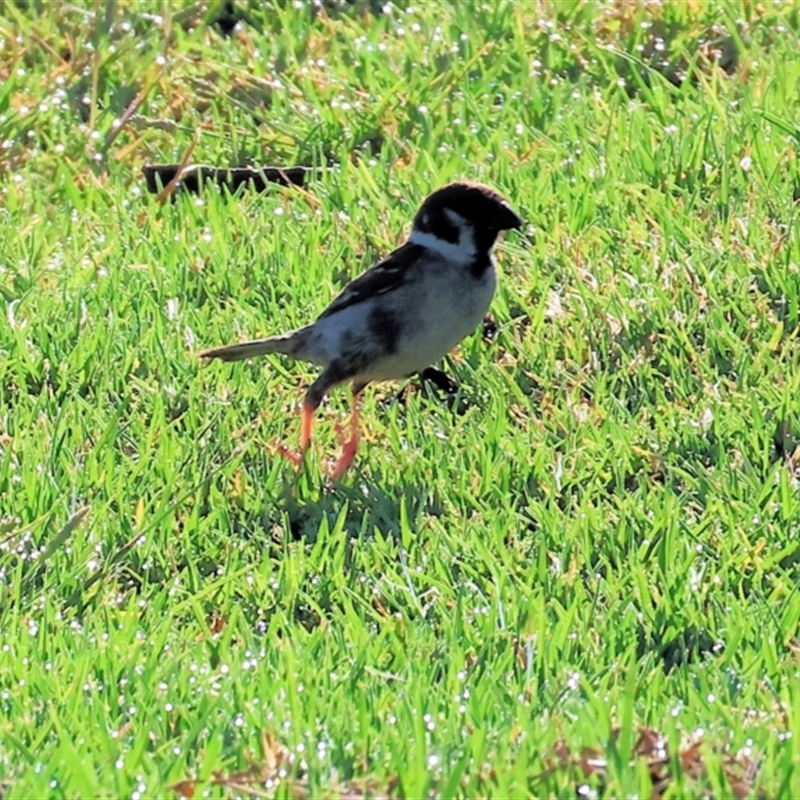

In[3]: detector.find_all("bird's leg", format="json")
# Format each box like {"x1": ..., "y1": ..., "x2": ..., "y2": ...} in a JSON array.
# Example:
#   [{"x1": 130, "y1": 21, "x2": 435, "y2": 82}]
[
  {"x1": 275, "y1": 397, "x2": 316, "y2": 467},
  {"x1": 330, "y1": 390, "x2": 362, "y2": 481},
  {"x1": 299, "y1": 398, "x2": 315, "y2": 450}
]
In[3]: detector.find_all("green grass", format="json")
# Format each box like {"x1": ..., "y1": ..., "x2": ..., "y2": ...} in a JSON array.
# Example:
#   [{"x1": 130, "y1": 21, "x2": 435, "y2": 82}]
[{"x1": 2, "y1": 0, "x2": 800, "y2": 796}]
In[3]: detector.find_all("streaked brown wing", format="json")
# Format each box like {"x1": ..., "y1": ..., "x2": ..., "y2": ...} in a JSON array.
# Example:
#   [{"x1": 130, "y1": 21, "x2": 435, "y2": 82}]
[{"x1": 317, "y1": 242, "x2": 421, "y2": 319}]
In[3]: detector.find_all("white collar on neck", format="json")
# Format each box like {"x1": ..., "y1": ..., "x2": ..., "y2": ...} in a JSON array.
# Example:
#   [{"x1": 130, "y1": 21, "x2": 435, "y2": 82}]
[{"x1": 408, "y1": 210, "x2": 477, "y2": 267}]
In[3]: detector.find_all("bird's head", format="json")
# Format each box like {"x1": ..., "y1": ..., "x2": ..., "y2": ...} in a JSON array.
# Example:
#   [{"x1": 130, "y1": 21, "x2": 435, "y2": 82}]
[{"x1": 410, "y1": 181, "x2": 522, "y2": 266}]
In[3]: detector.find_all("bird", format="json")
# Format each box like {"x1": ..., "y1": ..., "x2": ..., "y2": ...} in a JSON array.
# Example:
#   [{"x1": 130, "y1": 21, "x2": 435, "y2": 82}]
[{"x1": 198, "y1": 181, "x2": 522, "y2": 480}]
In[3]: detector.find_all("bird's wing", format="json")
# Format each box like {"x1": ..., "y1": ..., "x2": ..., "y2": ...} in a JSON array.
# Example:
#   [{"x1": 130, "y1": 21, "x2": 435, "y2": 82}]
[{"x1": 317, "y1": 242, "x2": 422, "y2": 319}]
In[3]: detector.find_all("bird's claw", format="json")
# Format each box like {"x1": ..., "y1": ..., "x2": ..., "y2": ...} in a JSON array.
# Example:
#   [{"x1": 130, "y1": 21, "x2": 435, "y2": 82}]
[
  {"x1": 274, "y1": 440, "x2": 305, "y2": 467},
  {"x1": 328, "y1": 439, "x2": 359, "y2": 483},
  {"x1": 328, "y1": 416, "x2": 360, "y2": 483}
]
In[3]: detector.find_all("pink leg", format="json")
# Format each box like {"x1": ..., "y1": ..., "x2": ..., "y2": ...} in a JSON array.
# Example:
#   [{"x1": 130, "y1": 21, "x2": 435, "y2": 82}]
[
  {"x1": 329, "y1": 392, "x2": 362, "y2": 482},
  {"x1": 299, "y1": 399, "x2": 314, "y2": 450},
  {"x1": 275, "y1": 398, "x2": 315, "y2": 467}
]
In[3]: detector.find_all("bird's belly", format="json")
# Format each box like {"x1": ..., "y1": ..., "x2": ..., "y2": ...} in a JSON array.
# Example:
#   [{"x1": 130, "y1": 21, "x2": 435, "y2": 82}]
[{"x1": 362, "y1": 270, "x2": 495, "y2": 381}]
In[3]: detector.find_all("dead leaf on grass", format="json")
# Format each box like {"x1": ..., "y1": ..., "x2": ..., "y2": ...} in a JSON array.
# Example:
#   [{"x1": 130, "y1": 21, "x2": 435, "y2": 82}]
[
  {"x1": 542, "y1": 726, "x2": 760, "y2": 799},
  {"x1": 168, "y1": 732, "x2": 398, "y2": 800}
]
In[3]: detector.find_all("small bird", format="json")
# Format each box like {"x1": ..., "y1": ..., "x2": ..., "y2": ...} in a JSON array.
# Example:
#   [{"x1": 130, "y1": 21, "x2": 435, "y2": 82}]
[{"x1": 199, "y1": 181, "x2": 522, "y2": 480}]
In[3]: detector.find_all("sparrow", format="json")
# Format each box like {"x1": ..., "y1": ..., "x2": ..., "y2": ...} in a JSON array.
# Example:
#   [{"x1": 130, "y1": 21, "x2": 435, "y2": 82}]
[{"x1": 198, "y1": 181, "x2": 522, "y2": 480}]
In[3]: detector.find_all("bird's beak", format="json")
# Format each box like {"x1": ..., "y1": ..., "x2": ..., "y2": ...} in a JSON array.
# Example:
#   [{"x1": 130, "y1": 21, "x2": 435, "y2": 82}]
[{"x1": 497, "y1": 203, "x2": 523, "y2": 232}]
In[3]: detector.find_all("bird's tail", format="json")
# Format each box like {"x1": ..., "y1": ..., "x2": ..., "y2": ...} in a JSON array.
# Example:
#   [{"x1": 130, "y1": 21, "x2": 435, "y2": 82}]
[{"x1": 197, "y1": 326, "x2": 312, "y2": 363}]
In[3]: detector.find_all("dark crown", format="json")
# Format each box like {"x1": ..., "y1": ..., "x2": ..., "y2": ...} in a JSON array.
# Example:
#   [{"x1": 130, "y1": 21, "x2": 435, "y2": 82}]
[{"x1": 413, "y1": 181, "x2": 522, "y2": 250}]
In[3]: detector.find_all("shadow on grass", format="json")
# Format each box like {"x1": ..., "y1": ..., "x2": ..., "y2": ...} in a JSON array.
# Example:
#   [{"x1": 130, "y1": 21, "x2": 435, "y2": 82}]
[
  {"x1": 210, "y1": 464, "x2": 447, "y2": 634},
  {"x1": 274, "y1": 464, "x2": 445, "y2": 544},
  {"x1": 47, "y1": 447, "x2": 442, "y2": 617}
]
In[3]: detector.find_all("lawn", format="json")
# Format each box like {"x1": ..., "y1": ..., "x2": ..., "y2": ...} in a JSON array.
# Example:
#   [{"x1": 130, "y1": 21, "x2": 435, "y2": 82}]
[{"x1": 2, "y1": 0, "x2": 800, "y2": 796}]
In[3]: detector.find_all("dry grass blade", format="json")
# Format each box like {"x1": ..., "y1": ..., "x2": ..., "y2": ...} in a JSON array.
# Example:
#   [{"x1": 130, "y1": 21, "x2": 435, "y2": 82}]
[
  {"x1": 20, "y1": 505, "x2": 91, "y2": 590},
  {"x1": 155, "y1": 138, "x2": 199, "y2": 204},
  {"x1": 168, "y1": 732, "x2": 295, "y2": 798}
]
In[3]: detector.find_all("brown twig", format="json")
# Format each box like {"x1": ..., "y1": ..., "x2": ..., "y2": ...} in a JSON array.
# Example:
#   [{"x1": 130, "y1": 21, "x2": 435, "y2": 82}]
[{"x1": 142, "y1": 163, "x2": 324, "y2": 196}]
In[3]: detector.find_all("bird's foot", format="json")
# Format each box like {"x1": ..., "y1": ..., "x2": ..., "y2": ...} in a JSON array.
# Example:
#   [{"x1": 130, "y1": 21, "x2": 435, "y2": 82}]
[
  {"x1": 273, "y1": 401, "x2": 315, "y2": 470},
  {"x1": 328, "y1": 415, "x2": 360, "y2": 483},
  {"x1": 273, "y1": 440, "x2": 306, "y2": 467},
  {"x1": 329, "y1": 439, "x2": 359, "y2": 482}
]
